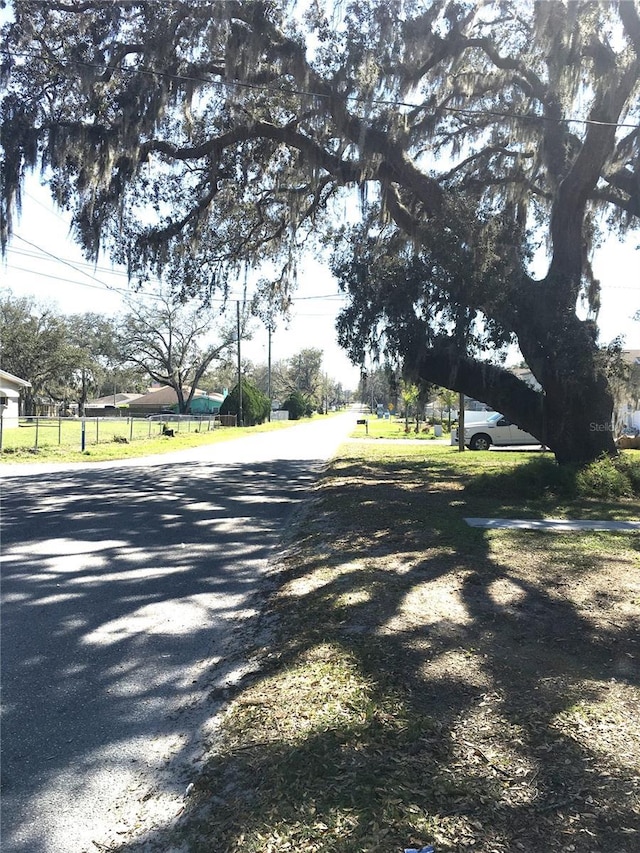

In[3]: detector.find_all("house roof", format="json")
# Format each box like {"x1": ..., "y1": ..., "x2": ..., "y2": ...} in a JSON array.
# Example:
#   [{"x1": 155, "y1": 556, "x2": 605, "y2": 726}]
[
  {"x1": 86, "y1": 392, "x2": 144, "y2": 407},
  {"x1": 509, "y1": 366, "x2": 542, "y2": 390},
  {"x1": 510, "y1": 366, "x2": 533, "y2": 378},
  {"x1": 127, "y1": 385, "x2": 207, "y2": 406},
  {"x1": 0, "y1": 369, "x2": 32, "y2": 389},
  {"x1": 622, "y1": 349, "x2": 640, "y2": 366}
]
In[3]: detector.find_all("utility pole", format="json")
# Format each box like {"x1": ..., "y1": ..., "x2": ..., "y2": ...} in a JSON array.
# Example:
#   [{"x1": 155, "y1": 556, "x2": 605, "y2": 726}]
[
  {"x1": 267, "y1": 324, "x2": 272, "y2": 422},
  {"x1": 236, "y1": 301, "x2": 243, "y2": 427},
  {"x1": 370, "y1": 368, "x2": 374, "y2": 413}
]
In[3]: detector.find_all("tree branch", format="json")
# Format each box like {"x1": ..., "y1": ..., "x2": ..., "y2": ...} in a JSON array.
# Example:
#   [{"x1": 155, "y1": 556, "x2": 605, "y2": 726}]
[
  {"x1": 407, "y1": 342, "x2": 544, "y2": 439},
  {"x1": 620, "y1": 0, "x2": 640, "y2": 58}
]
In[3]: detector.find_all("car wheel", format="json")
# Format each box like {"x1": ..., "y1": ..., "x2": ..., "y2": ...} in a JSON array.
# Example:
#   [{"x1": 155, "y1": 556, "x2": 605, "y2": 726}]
[{"x1": 470, "y1": 433, "x2": 492, "y2": 451}]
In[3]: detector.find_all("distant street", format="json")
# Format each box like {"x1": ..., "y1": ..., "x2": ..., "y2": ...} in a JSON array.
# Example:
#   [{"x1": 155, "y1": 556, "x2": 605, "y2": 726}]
[{"x1": 0, "y1": 413, "x2": 355, "y2": 853}]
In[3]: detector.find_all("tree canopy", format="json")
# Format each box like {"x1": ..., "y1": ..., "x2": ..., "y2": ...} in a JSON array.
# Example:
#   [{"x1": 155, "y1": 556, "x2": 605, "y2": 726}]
[
  {"x1": 0, "y1": 290, "x2": 153, "y2": 413},
  {"x1": 0, "y1": 291, "x2": 128, "y2": 414},
  {"x1": 1, "y1": 292, "x2": 71, "y2": 414},
  {"x1": 2, "y1": 1, "x2": 639, "y2": 461}
]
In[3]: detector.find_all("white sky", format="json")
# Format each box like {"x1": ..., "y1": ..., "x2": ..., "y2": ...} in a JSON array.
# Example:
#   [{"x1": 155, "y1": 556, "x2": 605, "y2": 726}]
[
  {"x1": 2, "y1": 177, "x2": 639, "y2": 393},
  {"x1": 585, "y1": 234, "x2": 640, "y2": 347}
]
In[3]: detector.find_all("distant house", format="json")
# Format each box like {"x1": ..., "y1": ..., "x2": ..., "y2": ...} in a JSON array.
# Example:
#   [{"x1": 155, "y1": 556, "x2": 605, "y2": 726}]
[
  {"x1": 510, "y1": 366, "x2": 542, "y2": 391},
  {"x1": 125, "y1": 385, "x2": 211, "y2": 416},
  {"x1": 616, "y1": 350, "x2": 640, "y2": 432},
  {"x1": 83, "y1": 387, "x2": 227, "y2": 417},
  {"x1": 182, "y1": 393, "x2": 226, "y2": 415},
  {"x1": 0, "y1": 369, "x2": 31, "y2": 426},
  {"x1": 85, "y1": 393, "x2": 146, "y2": 417}
]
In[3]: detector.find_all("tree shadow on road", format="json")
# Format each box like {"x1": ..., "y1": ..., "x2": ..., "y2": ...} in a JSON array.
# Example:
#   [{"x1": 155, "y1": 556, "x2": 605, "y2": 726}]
[{"x1": 0, "y1": 457, "x2": 322, "y2": 852}]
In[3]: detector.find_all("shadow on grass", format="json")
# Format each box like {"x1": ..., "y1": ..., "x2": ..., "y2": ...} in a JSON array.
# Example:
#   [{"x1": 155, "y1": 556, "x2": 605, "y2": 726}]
[{"x1": 96, "y1": 449, "x2": 639, "y2": 852}]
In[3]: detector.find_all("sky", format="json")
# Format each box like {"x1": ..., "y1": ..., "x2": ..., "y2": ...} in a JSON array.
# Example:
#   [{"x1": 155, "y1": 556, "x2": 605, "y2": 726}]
[
  {"x1": 2, "y1": 175, "x2": 639, "y2": 394},
  {"x1": 582, "y1": 236, "x2": 640, "y2": 348}
]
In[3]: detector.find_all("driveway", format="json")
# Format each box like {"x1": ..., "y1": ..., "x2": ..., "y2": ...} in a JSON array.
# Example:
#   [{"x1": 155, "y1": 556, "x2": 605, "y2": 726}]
[{"x1": 0, "y1": 414, "x2": 355, "y2": 852}]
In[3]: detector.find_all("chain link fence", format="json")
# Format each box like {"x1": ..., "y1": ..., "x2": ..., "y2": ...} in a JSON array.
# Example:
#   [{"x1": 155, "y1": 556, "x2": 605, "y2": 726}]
[{"x1": 0, "y1": 413, "x2": 237, "y2": 453}]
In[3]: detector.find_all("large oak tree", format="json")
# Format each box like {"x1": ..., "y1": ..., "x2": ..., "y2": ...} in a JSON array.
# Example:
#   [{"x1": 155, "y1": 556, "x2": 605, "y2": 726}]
[
  {"x1": 0, "y1": 292, "x2": 73, "y2": 414},
  {"x1": 2, "y1": 1, "x2": 639, "y2": 462}
]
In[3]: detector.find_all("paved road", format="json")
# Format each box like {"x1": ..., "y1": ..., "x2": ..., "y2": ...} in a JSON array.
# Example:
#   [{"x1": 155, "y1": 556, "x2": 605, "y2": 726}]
[{"x1": 1, "y1": 414, "x2": 355, "y2": 853}]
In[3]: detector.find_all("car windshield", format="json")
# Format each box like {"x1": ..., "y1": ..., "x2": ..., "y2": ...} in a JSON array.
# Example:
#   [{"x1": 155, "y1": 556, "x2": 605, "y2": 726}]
[{"x1": 486, "y1": 413, "x2": 503, "y2": 425}]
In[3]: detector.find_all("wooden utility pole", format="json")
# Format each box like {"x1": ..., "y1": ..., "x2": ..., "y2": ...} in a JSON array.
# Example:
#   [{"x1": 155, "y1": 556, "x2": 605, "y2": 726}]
[
  {"x1": 236, "y1": 301, "x2": 243, "y2": 427},
  {"x1": 267, "y1": 324, "x2": 272, "y2": 422}
]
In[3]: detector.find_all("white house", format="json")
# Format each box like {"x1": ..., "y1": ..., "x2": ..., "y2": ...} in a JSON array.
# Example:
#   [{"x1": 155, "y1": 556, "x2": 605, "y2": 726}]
[
  {"x1": 0, "y1": 369, "x2": 31, "y2": 427},
  {"x1": 617, "y1": 350, "x2": 640, "y2": 432}
]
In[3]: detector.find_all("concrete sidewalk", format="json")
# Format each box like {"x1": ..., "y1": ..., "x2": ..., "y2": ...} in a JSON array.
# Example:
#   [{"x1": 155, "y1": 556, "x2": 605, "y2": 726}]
[{"x1": 465, "y1": 517, "x2": 640, "y2": 531}]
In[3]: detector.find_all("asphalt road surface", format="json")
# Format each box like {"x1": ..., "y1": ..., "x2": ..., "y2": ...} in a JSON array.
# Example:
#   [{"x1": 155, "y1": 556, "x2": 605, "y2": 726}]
[{"x1": 1, "y1": 413, "x2": 356, "y2": 853}]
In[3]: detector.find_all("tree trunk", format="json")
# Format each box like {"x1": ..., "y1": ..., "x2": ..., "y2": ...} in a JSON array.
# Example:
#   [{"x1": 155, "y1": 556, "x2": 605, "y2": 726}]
[
  {"x1": 542, "y1": 380, "x2": 616, "y2": 464},
  {"x1": 174, "y1": 385, "x2": 187, "y2": 414},
  {"x1": 78, "y1": 368, "x2": 87, "y2": 417},
  {"x1": 23, "y1": 390, "x2": 36, "y2": 418},
  {"x1": 408, "y1": 330, "x2": 616, "y2": 465},
  {"x1": 515, "y1": 306, "x2": 617, "y2": 464}
]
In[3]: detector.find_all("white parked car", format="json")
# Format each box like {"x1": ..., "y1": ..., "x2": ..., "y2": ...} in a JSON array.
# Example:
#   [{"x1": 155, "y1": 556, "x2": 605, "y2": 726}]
[{"x1": 452, "y1": 412, "x2": 540, "y2": 451}]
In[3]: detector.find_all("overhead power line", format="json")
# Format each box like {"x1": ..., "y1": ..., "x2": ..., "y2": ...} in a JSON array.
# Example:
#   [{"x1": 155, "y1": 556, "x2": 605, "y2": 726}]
[
  {"x1": 7, "y1": 238, "x2": 639, "y2": 300},
  {"x1": 6, "y1": 237, "x2": 350, "y2": 304},
  {"x1": 13, "y1": 234, "x2": 125, "y2": 294},
  {"x1": 12, "y1": 196, "x2": 349, "y2": 301},
  {"x1": 5, "y1": 263, "x2": 146, "y2": 297}
]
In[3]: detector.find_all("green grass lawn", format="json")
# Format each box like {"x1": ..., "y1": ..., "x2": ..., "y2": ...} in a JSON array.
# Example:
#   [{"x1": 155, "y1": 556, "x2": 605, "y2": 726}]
[
  {"x1": 351, "y1": 414, "x2": 453, "y2": 440},
  {"x1": 0, "y1": 415, "x2": 318, "y2": 463},
  {"x1": 140, "y1": 441, "x2": 639, "y2": 853},
  {"x1": 1, "y1": 415, "x2": 207, "y2": 452}
]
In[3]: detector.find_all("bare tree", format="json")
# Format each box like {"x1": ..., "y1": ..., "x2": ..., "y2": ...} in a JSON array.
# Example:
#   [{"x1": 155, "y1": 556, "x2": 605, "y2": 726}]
[{"x1": 118, "y1": 291, "x2": 244, "y2": 413}]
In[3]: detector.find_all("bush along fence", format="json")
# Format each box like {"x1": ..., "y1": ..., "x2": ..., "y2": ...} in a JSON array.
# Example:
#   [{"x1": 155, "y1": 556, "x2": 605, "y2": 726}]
[{"x1": 0, "y1": 414, "x2": 237, "y2": 453}]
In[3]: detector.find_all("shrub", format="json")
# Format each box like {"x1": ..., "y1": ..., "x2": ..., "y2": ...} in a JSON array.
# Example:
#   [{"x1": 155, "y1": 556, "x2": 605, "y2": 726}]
[
  {"x1": 622, "y1": 454, "x2": 640, "y2": 492},
  {"x1": 575, "y1": 454, "x2": 638, "y2": 498},
  {"x1": 220, "y1": 380, "x2": 270, "y2": 426},
  {"x1": 465, "y1": 453, "x2": 640, "y2": 501},
  {"x1": 282, "y1": 391, "x2": 313, "y2": 420},
  {"x1": 465, "y1": 457, "x2": 577, "y2": 500}
]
